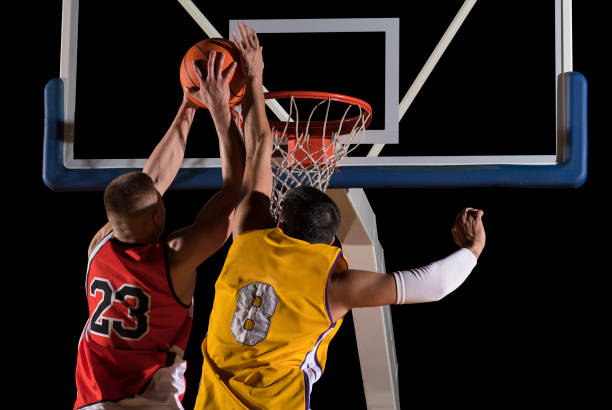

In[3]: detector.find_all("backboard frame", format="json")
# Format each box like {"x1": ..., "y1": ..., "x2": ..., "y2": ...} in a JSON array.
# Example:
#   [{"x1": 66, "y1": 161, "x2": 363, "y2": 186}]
[{"x1": 43, "y1": 0, "x2": 587, "y2": 191}]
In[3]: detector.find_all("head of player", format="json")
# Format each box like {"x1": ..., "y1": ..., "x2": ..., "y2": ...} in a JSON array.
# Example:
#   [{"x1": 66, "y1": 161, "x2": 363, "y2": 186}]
[
  {"x1": 277, "y1": 186, "x2": 340, "y2": 245},
  {"x1": 103, "y1": 171, "x2": 166, "y2": 243}
]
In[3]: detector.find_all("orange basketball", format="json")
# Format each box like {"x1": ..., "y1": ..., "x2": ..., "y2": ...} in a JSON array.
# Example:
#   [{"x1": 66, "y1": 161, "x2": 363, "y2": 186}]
[{"x1": 179, "y1": 38, "x2": 245, "y2": 108}]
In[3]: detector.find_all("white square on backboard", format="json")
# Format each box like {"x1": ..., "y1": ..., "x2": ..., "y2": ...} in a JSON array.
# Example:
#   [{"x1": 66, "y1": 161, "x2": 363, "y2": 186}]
[{"x1": 229, "y1": 19, "x2": 400, "y2": 145}]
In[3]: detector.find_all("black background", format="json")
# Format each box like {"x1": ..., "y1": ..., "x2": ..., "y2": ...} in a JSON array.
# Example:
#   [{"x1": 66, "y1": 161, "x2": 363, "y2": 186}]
[{"x1": 22, "y1": 1, "x2": 606, "y2": 408}]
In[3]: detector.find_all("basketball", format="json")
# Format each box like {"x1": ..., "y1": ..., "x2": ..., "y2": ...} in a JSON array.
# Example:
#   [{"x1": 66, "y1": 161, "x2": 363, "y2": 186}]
[{"x1": 179, "y1": 38, "x2": 246, "y2": 108}]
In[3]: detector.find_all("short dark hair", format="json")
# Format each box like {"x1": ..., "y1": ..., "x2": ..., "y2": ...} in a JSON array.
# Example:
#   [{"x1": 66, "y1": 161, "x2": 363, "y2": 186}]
[
  {"x1": 103, "y1": 171, "x2": 156, "y2": 216},
  {"x1": 278, "y1": 186, "x2": 340, "y2": 244}
]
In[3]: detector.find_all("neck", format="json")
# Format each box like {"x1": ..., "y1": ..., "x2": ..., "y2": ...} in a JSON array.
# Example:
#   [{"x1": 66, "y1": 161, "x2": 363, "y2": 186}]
[{"x1": 112, "y1": 225, "x2": 156, "y2": 244}]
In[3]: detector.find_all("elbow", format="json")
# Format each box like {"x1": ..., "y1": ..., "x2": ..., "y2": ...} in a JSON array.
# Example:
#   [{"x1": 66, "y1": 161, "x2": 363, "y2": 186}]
[
  {"x1": 223, "y1": 212, "x2": 235, "y2": 242},
  {"x1": 427, "y1": 289, "x2": 447, "y2": 303},
  {"x1": 219, "y1": 184, "x2": 243, "y2": 206},
  {"x1": 427, "y1": 280, "x2": 456, "y2": 302}
]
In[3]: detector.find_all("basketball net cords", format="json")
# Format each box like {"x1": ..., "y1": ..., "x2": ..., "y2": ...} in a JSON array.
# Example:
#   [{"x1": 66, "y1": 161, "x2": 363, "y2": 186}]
[{"x1": 233, "y1": 96, "x2": 370, "y2": 220}]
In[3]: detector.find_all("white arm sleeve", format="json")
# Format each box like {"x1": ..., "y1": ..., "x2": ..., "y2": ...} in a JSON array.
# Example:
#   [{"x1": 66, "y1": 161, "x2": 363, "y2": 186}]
[{"x1": 392, "y1": 248, "x2": 477, "y2": 304}]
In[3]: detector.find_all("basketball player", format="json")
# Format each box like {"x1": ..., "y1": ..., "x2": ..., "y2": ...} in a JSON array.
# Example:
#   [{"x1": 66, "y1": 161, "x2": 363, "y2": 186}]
[
  {"x1": 195, "y1": 23, "x2": 486, "y2": 409},
  {"x1": 74, "y1": 50, "x2": 245, "y2": 409}
]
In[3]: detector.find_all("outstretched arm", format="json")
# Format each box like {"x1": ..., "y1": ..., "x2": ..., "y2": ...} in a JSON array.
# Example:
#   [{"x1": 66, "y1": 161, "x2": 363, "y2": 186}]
[
  {"x1": 143, "y1": 98, "x2": 196, "y2": 195},
  {"x1": 88, "y1": 92, "x2": 197, "y2": 256},
  {"x1": 166, "y1": 52, "x2": 246, "y2": 304},
  {"x1": 231, "y1": 22, "x2": 275, "y2": 237},
  {"x1": 327, "y1": 208, "x2": 486, "y2": 323}
]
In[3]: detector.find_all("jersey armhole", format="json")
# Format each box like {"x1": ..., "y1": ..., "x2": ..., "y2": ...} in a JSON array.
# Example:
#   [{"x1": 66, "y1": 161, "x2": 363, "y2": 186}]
[
  {"x1": 85, "y1": 231, "x2": 114, "y2": 295},
  {"x1": 325, "y1": 251, "x2": 348, "y2": 326},
  {"x1": 163, "y1": 241, "x2": 192, "y2": 309}
]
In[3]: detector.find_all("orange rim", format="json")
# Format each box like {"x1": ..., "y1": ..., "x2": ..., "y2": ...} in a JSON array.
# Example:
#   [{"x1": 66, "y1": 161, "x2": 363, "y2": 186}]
[{"x1": 263, "y1": 91, "x2": 372, "y2": 137}]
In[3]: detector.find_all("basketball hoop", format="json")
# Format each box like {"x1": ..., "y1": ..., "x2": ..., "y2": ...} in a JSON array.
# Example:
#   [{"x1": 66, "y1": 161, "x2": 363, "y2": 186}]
[{"x1": 233, "y1": 91, "x2": 372, "y2": 219}]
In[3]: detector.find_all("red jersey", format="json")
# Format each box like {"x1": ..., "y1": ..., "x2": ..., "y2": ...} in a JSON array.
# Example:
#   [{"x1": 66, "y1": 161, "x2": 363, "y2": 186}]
[{"x1": 74, "y1": 232, "x2": 193, "y2": 409}]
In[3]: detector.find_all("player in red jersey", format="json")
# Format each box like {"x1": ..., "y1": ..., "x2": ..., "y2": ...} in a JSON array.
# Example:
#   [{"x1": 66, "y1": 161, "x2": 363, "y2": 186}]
[{"x1": 74, "y1": 51, "x2": 245, "y2": 409}]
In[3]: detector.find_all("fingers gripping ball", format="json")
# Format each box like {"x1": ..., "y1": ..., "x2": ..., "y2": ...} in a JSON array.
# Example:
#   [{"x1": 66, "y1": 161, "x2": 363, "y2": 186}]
[{"x1": 179, "y1": 38, "x2": 246, "y2": 108}]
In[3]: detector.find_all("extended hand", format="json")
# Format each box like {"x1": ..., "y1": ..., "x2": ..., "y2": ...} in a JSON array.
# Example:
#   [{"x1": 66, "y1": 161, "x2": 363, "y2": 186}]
[
  {"x1": 452, "y1": 207, "x2": 486, "y2": 259},
  {"x1": 184, "y1": 50, "x2": 237, "y2": 113},
  {"x1": 232, "y1": 22, "x2": 264, "y2": 80}
]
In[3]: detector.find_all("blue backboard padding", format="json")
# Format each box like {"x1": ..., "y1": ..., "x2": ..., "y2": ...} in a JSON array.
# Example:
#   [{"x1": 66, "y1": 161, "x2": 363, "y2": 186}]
[
  {"x1": 43, "y1": 73, "x2": 587, "y2": 191},
  {"x1": 329, "y1": 72, "x2": 587, "y2": 188},
  {"x1": 42, "y1": 77, "x2": 223, "y2": 192},
  {"x1": 329, "y1": 71, "x2": 587, "y2": 188}
]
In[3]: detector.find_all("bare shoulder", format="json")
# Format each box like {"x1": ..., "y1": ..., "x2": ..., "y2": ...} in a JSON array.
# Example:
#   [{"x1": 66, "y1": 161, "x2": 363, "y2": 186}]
[
  {"x1": 88, "y1": 222, "x2": 112, "y2": 258},
  {"x1": 163, "y1": 217, "x2": 231, "y2": 280},
  {"x1": 164, "y1": 228, "x2": 199, "y2": 306},
  {"x1": 164, "y1": 228, "x2": 191, "y2": 270}
]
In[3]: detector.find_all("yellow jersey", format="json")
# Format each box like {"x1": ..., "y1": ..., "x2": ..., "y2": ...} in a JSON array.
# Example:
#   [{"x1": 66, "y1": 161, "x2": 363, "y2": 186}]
[{"x1": 194, "y1": 228, "x2": 348, "y2": 410}]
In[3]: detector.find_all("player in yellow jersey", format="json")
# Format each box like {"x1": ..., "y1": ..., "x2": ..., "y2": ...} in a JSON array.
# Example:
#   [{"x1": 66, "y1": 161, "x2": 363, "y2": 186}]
[{"x1": 195, "y1": 22, "x2": 486, "y2": 410}]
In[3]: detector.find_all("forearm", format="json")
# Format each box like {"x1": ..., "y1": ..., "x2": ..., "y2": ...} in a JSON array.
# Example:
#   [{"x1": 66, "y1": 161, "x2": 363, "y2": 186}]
[
  {"x1": 230, "y1": 24, "x2": 275, "y2": 236},
  {"x1": 239, "y1": 77, "x2": 273, "y2": 198},
  {"x1": 191, "y1": 188, "x2": 236, "y2": 240},
  {"x1": 393, "y1": 248, "x2": 477, "y2": 304},
  {"x1": 143, "y1": 99, "x2": 195, "y2": 195},
  {"x1": 209, "y1": 106, "x2": 246, "y2": 192},
  {"x1": 186, "y1": 108, "x2": 244, "y2": 244},
  {"x1": 242, "y1": 77, "x2": 272, "y2": 156}
]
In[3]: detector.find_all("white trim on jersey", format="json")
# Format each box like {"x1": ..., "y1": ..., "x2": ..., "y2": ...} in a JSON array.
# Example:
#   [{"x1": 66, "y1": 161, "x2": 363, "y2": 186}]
[
  {"x1": 80, "y1": 231, "x2": 113, "y2": 345},
  {"x1": 85, "y1": 231, "x2": 114, "y2": 294},
  {"x1": 300, "y1": 325, "x2": 336, "y2": 397},
  {"x1": 78, "y1": 346, "x2": 187, "y2": 410}
]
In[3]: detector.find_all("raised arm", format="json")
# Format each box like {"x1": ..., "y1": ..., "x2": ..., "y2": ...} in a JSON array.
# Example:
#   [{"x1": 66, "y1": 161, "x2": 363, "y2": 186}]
[
  {"x1": 88, "y1": 88, "x2": 197, "y2": 256},
  {"x1": 327, "y1": 208, "x2": 486, "y2": 323},
  {"x1": 142, "y1": 98, "x2": 196, "y2": 195},
  {"x1": 231, "y1": 22, "x2": 275, "y2": 237},
  {"x1": 165, "y1": 52, "x2": 246, "y2": 304}
]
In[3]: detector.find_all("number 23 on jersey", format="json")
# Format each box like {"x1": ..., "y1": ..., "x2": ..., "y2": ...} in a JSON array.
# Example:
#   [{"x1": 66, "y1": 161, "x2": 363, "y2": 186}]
[{"x1": 89, "y1": 277, "x2": 151, "y2": 341}]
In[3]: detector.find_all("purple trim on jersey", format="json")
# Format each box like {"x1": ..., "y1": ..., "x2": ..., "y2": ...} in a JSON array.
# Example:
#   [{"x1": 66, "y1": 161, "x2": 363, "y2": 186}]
[
  {"x1": 303, "y1": 371, "x2": 310, "y2": 410},
  {"x1": 300, "y1": 323, "x2": 336, "y2": 407},
  {"x1": 315, "y1": 324, "x2": 333, "y2": 378},
  {"x1": 325, "y1": 251, "x2": 345, "y2": 325},
  {"x1": 300, "y1": 249, "x2": 346, "y2": 407}
]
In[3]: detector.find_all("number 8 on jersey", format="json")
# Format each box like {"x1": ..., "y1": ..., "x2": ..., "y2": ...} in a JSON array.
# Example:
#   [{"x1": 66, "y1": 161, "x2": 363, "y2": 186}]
[{"x1": 231, "y1": 281, "x2": 278, "y2": 346}]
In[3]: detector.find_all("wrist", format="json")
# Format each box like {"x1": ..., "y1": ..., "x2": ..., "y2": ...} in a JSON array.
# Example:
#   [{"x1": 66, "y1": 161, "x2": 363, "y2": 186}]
[
  {"x1": 182, "y1": 95, "x2": 198, "y2": 110},
  {"x1": 209, "y1": 104, "x2": 233, "y2": 125},
  {"x1": 464, "y1": 243, "x2": 484, "y2": 260},
  {"x1": 246, "y1": 74, "x2": 263, "y2": 85},
  {"x1": 177, "y1": 99, "x2": 197, "y2": 124},
  {"x1": 208, "y1": 101, "x2": 231, "y2": 115}
]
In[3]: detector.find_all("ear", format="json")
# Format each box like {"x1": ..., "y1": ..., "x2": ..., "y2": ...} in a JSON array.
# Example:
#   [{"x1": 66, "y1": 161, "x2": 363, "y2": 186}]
[{"x1": 152, "y1": 207, "x2": 161, "y2": 225}]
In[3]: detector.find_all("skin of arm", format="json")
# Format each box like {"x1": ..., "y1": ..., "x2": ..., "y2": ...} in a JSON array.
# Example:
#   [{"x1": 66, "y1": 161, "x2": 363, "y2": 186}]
[
  {"x1": 165, "y1": 52, "x2": 246, "y2": 305},
  {"x1": 87, "y1": 95, "x2": 197, "y2": 257},
  {"x1": 230, "y1": 23, "x2": 276, "y2": 238},
  {"x1": 327, "y1": 207, "x2": 486, "y2": 323}
]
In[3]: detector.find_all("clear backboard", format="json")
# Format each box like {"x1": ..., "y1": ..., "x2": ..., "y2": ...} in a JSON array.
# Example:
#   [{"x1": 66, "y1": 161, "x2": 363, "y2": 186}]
[{"x1": 43, "y1": 0, "x2": 587, "y2": 191}]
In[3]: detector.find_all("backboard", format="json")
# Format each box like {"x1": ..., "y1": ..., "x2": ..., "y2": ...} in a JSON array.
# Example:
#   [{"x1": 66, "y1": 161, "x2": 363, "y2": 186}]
[{"x1": 44, "y1": 0, "x2": 587, "y2": 190}]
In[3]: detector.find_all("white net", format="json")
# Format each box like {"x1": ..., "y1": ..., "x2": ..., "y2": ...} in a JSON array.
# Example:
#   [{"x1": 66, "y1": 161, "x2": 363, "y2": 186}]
[{"x1": 267, "y1": 96, "x2": 370, "y2": 220}]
